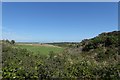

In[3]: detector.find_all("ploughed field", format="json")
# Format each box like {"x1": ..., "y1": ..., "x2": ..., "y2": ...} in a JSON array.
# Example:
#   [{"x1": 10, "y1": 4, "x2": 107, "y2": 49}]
[{"x1": 16, "y1": 43, "x2": 64, "y2": 55}]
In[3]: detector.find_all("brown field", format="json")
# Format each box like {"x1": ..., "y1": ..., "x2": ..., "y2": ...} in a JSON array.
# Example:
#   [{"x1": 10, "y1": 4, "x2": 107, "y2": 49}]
[{"x1": 17, "y1": 43, "x2": 61, "y2": 48}]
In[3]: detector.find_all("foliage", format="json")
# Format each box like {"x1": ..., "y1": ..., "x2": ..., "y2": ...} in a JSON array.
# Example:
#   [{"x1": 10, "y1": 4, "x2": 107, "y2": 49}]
[
  {"x1": 2, "y1": 31, "x2": 120, "y2": 79},
  {"x1": 11, "y1": 40, "x2": 15, "y2": 45}
]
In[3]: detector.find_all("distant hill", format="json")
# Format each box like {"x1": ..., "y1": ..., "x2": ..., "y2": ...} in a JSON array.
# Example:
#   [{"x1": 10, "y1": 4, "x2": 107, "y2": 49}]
[
  {"x1": 67, "y1": 31, "x2": 119, "y2": 62},
  {"x1": 79, "y1": 31, "x2": 119, "y2": 51}
]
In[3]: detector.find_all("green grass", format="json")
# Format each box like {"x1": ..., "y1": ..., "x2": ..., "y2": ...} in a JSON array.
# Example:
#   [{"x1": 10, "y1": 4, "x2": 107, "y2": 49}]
[{"x1": 16, "y1": 44, "x2": 64, "y2": 55}]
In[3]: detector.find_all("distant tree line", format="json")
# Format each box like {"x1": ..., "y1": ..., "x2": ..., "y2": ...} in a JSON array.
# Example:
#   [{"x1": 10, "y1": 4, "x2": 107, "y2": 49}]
[{"x1": 2, "y1": 39, "x2": 15, "y2": 45}]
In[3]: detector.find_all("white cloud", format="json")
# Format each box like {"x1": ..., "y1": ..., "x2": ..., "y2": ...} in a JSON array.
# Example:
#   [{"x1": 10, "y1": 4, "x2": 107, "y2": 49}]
[
  {"x1": 2, "y1": 27, "x2": 33, "y2": 42},
  {"x1": 2, "y1": 32, "x2": 33, "y2": 42}
]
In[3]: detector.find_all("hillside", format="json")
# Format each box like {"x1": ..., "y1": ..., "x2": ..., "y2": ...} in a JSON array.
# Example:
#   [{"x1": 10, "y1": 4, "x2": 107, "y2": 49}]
[
  {"x1": 2, "y1": 31, "x2": 120, "y2": 79},
  {"x1": 80, "y1": 31, "x2": 119, "y2": 51}
]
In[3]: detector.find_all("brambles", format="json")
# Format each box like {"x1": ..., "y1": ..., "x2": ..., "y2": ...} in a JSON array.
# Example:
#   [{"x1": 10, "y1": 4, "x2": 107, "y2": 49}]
[{"x1": 2, "y1": 31, "x2": 120, "y2": 79}]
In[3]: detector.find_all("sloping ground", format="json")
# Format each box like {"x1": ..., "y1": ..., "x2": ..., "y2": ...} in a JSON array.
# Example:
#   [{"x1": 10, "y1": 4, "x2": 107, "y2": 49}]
[
  {"x1": 70, "y1": 31, "x2": 119, "y2": 52},
  {"x1": 0, "y1": 42, "x2": 2, "y2": 79},
  {"x1": 2, "y1": 31, "x2": 120, "y2": 79},
  {"x1": 68, "y1": 31, "x2": 120, "y2": 62}
]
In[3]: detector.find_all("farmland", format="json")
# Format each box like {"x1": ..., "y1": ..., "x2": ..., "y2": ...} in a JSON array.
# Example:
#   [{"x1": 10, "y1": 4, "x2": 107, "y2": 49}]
[
  {"x1": 2, "y1": 31, "x2": 120, "y2": 79},
  {"x1": 16, "y1": 44, "x2": 64, "y2": 55}
]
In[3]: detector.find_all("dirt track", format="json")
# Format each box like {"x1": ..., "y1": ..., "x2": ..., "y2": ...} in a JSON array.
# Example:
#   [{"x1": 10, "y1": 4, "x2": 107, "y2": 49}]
[{"x1": 17, "y1": 43, "x2": 62, "y2": 48}]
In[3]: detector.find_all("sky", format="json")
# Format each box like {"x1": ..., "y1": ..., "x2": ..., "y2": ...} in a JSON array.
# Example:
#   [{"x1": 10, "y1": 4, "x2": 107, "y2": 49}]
[{"x1": 2, "y1": 2, "x2": 118, "y2": 42}]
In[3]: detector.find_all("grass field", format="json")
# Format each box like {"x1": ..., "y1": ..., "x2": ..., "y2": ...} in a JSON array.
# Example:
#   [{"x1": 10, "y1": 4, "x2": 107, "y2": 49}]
[{"x1": 16, "y1": 44, "x2": 64, "y2": 55}]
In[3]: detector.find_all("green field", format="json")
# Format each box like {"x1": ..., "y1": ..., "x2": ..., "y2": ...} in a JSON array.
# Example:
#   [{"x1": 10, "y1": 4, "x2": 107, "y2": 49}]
[{"x1": 16, "y1": 44, "x2": 64, "y2": 55}]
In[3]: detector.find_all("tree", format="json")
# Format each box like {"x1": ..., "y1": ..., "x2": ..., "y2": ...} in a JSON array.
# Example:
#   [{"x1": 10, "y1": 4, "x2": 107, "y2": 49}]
[
  {"x1": 5, "y1": 39, "x2": 10, "y2": 43},
  {"x1": 11, "y1": 40, "x2": 15, "y2": 44}
]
